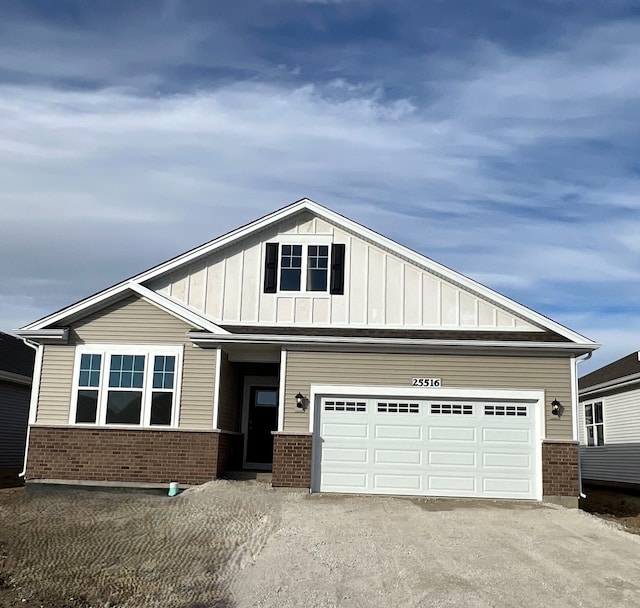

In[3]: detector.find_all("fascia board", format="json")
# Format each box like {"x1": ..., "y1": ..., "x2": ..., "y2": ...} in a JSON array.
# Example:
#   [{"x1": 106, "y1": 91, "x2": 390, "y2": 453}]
[
  {"x1": 187, "y1": 331, "x2": 598, "y2": 354},
  {"x1": 15, "y1": 328, "x2": 69, "y2": 341},
  {"x1": 19, "y1": 197, "x2": 597, "y2": 346}
]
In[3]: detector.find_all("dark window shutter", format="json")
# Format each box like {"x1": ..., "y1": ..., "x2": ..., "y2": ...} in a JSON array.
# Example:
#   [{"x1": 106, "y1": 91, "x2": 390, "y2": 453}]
[
  {"x1": 264, "y1": 243, "x2": 279, "y2": 293},
  {"x1": 330, "y1": 243, "x2": 345, "y2": 295}
]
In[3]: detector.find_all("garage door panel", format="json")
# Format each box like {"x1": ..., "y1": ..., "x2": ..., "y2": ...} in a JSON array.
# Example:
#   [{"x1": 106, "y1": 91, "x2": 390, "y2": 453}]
[
  {"x1": 428, "y1": 476, "x2": 476, "y2": 492},
  {"x1": 374, "y1": 474, "x2": 422, "y2": 491},
  {"x1": 428, "y1": 426, "x2": 476, "y2": 442},
  {"x1": 375, "y1": 425, "x2": 422, "y2": 440},
  {"x1": 482, "y1": 477, "x2": 532, "y2": 494},
  {"x1": 429, "y1": 451, "x2": 476, "y2": 467},
  {"x1": 323, "y1": 447, "x2": 368, "y2": 463},
  {"x1": 482, "y1": 428, "x2": 530, "y2": 443},
  {"x1": 317, "y1": 396, "x2": 539, "y2": 500},
  {"x1": 482, "y1": 452, "x2": 531, "y2": 469},
  {"x1": 374, "y1": 449, "x2": 422, "y2": 465},
  {"x1": 322, "y1": 422, "x2": 369, "y2": 438},
  {"x1": 322, "y1": 472, "x2": 368, "y2": 489}
]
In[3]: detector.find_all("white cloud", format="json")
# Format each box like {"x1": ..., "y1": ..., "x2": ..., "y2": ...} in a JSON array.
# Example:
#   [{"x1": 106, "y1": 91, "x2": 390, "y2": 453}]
[{"x1": 1, "y1": 15, "x2": 640, "y2": 373}]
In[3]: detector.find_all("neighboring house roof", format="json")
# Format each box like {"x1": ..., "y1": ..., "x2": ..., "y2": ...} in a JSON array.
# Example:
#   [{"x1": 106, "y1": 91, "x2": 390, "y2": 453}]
[
  {"x1": 18, "y1": 198, "x2": 598, "y2": 350},
  {"x1": 0, "y1": 332, "x2": 35, "y2": 384},
  {"x1": 579, "y1": 351, "x2": 640, "y2": 396}
]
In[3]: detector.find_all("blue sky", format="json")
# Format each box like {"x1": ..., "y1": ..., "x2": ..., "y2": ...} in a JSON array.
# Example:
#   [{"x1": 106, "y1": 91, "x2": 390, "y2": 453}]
[{"x1": 2, "y1": 0, "x2": 640, "y2": 374}]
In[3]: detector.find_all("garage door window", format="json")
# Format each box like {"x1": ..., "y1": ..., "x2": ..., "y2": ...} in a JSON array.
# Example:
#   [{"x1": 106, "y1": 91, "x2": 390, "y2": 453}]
[
  {"x1": 377, "y1": 402, "x2": 420, "y2": 414},
  {"x1": 431, "y1": 403, "x2": 473, "y2": 415},
  {"x1": 484, "y1": 404, "x2": 528, "y2": 417},
  {"x1": 324, "y1": 400, "x2": 366, "y2": 412}
]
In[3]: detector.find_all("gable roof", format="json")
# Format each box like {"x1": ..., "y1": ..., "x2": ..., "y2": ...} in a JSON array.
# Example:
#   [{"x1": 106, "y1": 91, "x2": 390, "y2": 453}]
[
  {"x1": 579, "y1": 351, "x2": 640, "y2": 393},
  {"x1": 19, "y1": 198, "x2": 598, "y2": 348}
]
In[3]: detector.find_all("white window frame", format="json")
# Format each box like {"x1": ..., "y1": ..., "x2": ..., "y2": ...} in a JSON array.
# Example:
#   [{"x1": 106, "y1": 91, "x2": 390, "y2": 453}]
[
  {"x1": 584, "y1": 400, "x2": 605, "y2": 447},
  {"x1": 69, "y1": 344, "x2": 184, "y2": 428},
  {"x1": 274, "y1": 234, "x2": 333, "y2": 296}
]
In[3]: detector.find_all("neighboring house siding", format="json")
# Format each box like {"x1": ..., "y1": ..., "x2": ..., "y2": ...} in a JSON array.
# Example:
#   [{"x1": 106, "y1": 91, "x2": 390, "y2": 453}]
[
  {"x1": 284, "y1": 351, "x2": 572, "y2": 438},
  {"x1": 0, "y1": 381, "x2": 30, "y2": 468},
  {"x1": 36, "y1": 296, "x2": 216, "y2": 430},
  {"x1": 150, "y1": 211, "x2": 539, "y2": 332},
  {"x1": 578, "y1": 387, "x2": 640, "y2": 485}
]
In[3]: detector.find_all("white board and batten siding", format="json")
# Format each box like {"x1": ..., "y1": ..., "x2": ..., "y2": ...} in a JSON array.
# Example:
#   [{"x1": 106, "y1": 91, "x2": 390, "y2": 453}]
[
  {"x1": 312, "y1": 389, "x2": 543, "y2": 500},
  {"x1": 578, "y1": 387, "x2": 640, "y2": 486},
  {"x1": 149, "y1": 211, "x2": 541, "y2": 332}
]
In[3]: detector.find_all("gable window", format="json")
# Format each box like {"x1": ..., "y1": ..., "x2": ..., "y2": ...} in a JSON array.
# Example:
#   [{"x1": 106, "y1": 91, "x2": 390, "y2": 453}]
[
  {"x1": 584, "y1": 401, "x2": 604, "y2": 446},
  {"x1": 71, "y1": 346, "x2": 182, "y2": 427},
  {"x1": 264, "y1": 242, "x2": 344, "y2": 294}
]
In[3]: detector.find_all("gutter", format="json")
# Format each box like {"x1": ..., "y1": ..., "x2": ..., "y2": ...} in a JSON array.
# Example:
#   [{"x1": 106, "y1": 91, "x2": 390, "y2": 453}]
[
  {"x1": 19, "y1": 339, "x2": 42, "y2": 479},
  {"x1": 16, "y1": 328, "x2": 69, "y2": 342},
  {"x1": 579, "y1": 371, "x2": 640, "y2": 398}
]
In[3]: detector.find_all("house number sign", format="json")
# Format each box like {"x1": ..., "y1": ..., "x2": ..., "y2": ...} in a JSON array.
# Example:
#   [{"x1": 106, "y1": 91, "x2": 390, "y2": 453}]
[{"x1": 411, "y1": 378, "x2": 442, "y2": 387}]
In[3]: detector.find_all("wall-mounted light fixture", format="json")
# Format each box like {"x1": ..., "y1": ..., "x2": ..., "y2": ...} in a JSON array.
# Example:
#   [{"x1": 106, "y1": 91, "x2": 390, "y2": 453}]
[
  {"x1": 551, "y1": 399, "x2": 561, "y2": 416},
  {"x1": 295, "y1": 392, "x2": 305, "y2": 409}
]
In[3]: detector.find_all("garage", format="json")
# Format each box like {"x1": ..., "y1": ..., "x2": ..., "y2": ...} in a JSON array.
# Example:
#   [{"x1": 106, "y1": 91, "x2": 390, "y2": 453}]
[{"x1": 312, "y1": 388, "x2": 543, "y2": 500}]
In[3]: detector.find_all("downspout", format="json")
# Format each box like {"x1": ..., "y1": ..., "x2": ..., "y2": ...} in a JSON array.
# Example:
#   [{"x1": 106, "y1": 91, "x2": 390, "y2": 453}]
[
  {"x1": 19, "y1": 339, "x2": 41, "y2": 478},
  {"x1": 573, "y1": 352, "x2": 593, "y2": 499}
]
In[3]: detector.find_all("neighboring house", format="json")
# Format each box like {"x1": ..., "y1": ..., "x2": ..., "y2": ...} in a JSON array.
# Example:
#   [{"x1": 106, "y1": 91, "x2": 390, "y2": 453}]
[
  {"x1": 0, "y1": 332, "x2": 35, "y2": 484},
  {"x1": 17, "y1": 199, "x2": 598, "y2": 505},
  {"x1": 578, "y1": 351, "x2": 640, "y2": 490}
]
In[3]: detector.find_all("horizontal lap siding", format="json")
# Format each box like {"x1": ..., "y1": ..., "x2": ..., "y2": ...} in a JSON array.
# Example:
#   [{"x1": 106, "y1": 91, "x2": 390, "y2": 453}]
[
  {"x1": 37, "y1": 346, "x2": 75, "y2": 425},
  {"x1": 578, "y1": 388, "x2": 640, "y2": 485},
  {"x1": 0, "y1": 381, "x2": 30, "y2": 468},
  {"x1": 284, "y1": 351, "x2": 572, "y2": 438},
  {"x1": 37, "y1": 296, "x2": 216, "y2": 430},
  {"x1": 580, "y1": 445, "x2": 640, "y2": 486}
]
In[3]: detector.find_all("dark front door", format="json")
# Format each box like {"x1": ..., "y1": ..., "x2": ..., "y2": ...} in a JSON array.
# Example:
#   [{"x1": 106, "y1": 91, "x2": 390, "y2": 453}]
[{"x1": 246, "y1": 386, "x2": 278, "y2": 465}]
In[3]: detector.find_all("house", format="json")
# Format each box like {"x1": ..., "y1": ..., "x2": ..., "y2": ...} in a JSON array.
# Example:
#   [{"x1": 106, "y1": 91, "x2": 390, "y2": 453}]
[
  {"x1": 0, "y1": 332, "x2": 35, "y2": 486},
  {"x1": 17, "y1": 199, "x2": 598, "y2": 506},
  {"x1": 578, "y1": 351, "x2": 640, "y2": 490}
]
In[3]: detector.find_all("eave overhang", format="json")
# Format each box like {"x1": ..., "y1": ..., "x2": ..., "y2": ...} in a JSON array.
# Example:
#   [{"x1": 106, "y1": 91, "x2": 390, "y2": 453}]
[
  {"x1": 188, "y1": 331, "x2": 598, "y2": 356},
  {"x1": 16, "y1": 328, "x2": 69, "y2": 343}
]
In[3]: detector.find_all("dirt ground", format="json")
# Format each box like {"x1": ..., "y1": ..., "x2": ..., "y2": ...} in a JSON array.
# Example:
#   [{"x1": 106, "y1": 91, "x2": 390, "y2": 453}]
[
  {"x1": 1, "y1": 482, "x2": 640, "y2": 608},
  {"x1": 580, "y1": 483, "x2": 640, "y2": 535}
]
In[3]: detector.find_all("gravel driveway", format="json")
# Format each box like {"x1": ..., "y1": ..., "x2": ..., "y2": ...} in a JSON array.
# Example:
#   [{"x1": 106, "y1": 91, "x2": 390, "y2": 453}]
[{"x1": 1, "y1": 481, "x2": 639, "y2": 607}]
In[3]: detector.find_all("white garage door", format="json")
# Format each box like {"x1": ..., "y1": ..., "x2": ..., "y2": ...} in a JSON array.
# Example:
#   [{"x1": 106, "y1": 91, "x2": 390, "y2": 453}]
[{"x1": 314, "y1": 396, "x2": 540, "y2": 500}]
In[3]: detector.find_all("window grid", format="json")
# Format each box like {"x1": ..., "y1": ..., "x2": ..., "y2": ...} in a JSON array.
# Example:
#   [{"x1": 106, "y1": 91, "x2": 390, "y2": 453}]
[
  {"x1": 324, "y1": 400, "x2": 367, "y2": 413},
  {"x1": 431, "y1": 403, "x2": 473, "y2": 415},
  {"x1": 377, "y1": 402, "x2": 420, "y2": 414},
  {"x1": 153, "y1": 356, "x2": 175, "y2": 390},
  {"x1": 109, "y1": 354, "x2": 145, "y2": 389},
  {"x1": 78, "y1": 353, "x2": 102, "y2": 388},
  {"x1": 484, "y1": 404, "x2": 527, "y2": 417},
  {"x1": 307, "y1": 245, "x2": 329, "y2": 291},
  {"x1": 280, "y1": 244, "x2": 303, "y2": 291}
]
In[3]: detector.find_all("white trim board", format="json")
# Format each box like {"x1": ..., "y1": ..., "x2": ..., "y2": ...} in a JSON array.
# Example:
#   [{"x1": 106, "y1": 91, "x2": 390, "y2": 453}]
[{"x1": 19, "y1": 198, "x2": 598, "y2": 348}]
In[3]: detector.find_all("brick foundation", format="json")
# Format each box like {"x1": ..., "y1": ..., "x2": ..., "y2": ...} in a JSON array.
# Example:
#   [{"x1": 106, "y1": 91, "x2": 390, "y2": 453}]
[
  {"x1": 26, "y1": 426, "x2": 236, "y2": 485},
  {"x1": 542, "y1": 440, "x2": 579, "y2": 504},
  {"x1": 272, "y1": 433, "x2": 312, "y2": 488}
]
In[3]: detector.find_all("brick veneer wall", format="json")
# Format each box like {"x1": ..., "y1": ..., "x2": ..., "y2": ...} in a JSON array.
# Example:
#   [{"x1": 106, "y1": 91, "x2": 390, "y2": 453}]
[
  {"x1": 542, "y1": 440, "x2": 579, "y2": 497},
  {"x1": 272, "y1": 433, "x2": 312, "y2": 488},
  {"x1": 27, "y1": 426, "x2": 224, "y2": 485}
]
